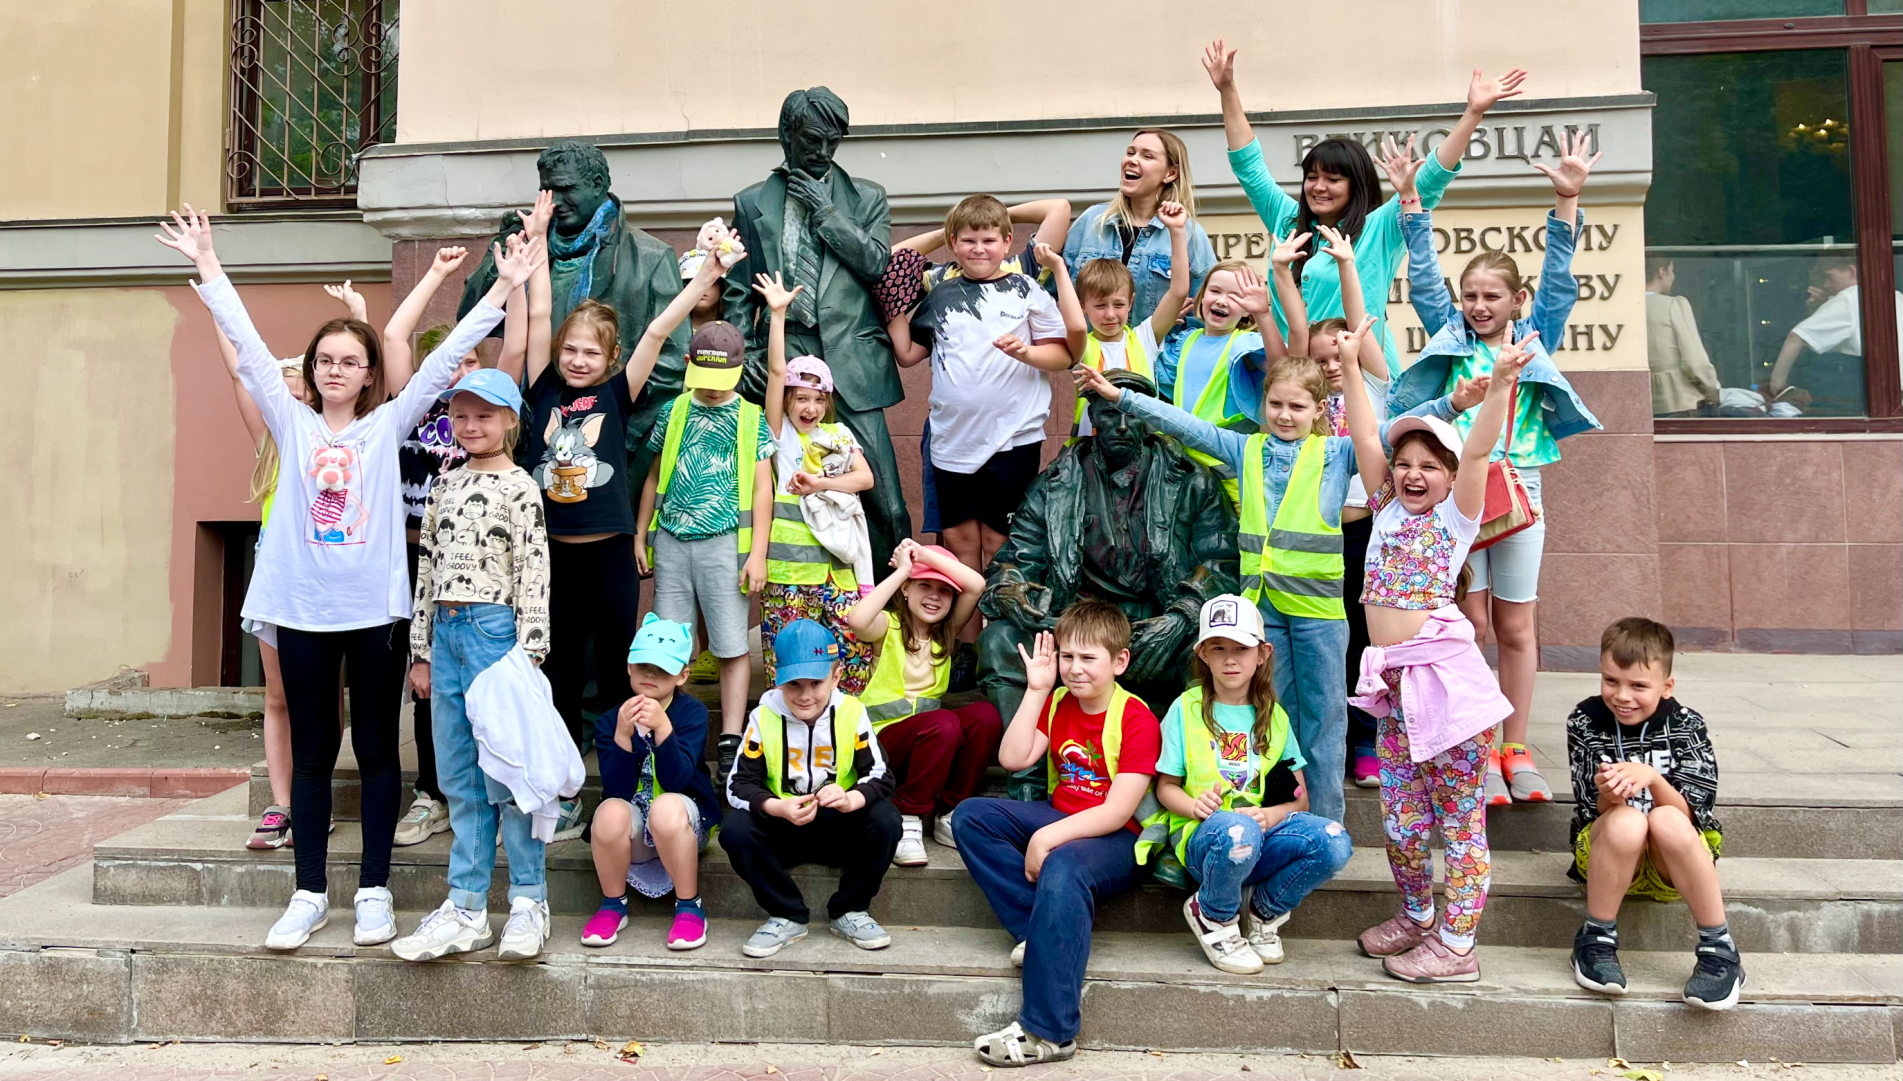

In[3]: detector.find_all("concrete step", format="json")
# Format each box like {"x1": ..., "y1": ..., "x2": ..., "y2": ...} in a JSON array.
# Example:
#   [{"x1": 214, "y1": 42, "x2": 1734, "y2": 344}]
[
  {"x1": 94, "y1": 789, "x2": 1903, "y2": 954},
  {"x1": 250, "y1": 759, "x2": 1903, "y2": 861},
  {"x1": 6, "y1": 861, "x2": 1899, "y2": 1060}
]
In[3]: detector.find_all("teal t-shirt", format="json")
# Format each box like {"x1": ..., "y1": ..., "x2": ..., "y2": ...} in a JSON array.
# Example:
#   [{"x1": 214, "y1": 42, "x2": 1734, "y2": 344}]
[
  {"x1": 646, "y1": 396, "x2": 775, "y2": 540},
  {"x1": 1445, "y1": 340, "x2": 1558, "y2": 468},
  {"x1": 1157, "y1": 696, "x2": 1306, "y2": 803}
]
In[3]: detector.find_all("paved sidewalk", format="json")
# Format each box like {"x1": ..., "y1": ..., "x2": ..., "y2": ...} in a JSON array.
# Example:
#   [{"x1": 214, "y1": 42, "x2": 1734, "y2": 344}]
[
  {"x1": 0, "y1": 794, "x2": 189, "y2": 899},
  {"x1": 0, "y1": 1042, "x2": 1891, "y2": 1081}
]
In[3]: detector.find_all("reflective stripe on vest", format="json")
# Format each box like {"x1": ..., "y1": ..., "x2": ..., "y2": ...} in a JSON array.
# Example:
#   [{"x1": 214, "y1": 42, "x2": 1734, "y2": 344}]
[
  {"x1": 1237, "y1": 434, "x2": 1345, "y2": 619},
  {"x1": 1041, "y1": 686, "x2": 1166, "y2": 865},
  {"x1": 647, "y1": 395, "x2": 761, "y2": 568},
  {"x1": 765, "y1": 424, "x2": 858, "y2": 588},
  {"x1": 1069, "y1": 328, "x2": 1155, "y2": 443},
  {"x1": 755, "y1": 695, "x2": 868, "y2": 798},
  {"x1": 859, "y1": 621, "x2": 950, "y2": 730},
  {"x1": 1172, "y1": 328, "x2": 1249, "y2": 505},
  {"x1": 1144, "y1": 685, "x2": 1292, "y2": 866}
]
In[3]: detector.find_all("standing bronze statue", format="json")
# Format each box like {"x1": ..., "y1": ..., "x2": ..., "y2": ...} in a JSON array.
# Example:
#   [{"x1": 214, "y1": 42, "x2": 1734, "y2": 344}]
[
  {"x1": 726, "y1": 88, "x2": 908, "y2": 565},
  {"x1": 977, "y1": 370, "x2": 1239, "y2": 798},
  {"x1": 457, "y1": 139, "x2": 687, "y2": 480}
]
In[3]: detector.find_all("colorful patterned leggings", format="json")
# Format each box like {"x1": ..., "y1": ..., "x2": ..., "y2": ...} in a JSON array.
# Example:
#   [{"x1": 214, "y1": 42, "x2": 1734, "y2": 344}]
[
  {"x1": 761, "y1": 581, "x2": 873, "y2": 695},
  {"x1": 1376, "y1": 671, "x2": 1494, "y2": 948}
]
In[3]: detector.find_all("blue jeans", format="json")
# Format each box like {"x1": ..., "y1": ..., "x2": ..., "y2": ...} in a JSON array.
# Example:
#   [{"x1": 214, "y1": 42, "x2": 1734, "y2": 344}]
[
  {"x1": 1260, "y1": 604, "x2": 1350, "y2": 824},
  {"x1": 1184, "y1": 810, "x2": 1353, "y2": 923},
  {"x1": 952, "y1": 797, "x2": 1141, "y2": 1045},
  {"x1": 430, "y1": 603, "x2": 547, "y2": 912}
]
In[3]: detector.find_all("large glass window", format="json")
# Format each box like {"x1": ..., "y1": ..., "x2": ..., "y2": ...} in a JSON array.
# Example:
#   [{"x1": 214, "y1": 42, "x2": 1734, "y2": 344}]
[
  {"x1": 1643, "y1": 0, "x2": 1842, "y2": 21},
  {"x1": 1643, "y1": 50, "x2": 1867, "y2": 416}
]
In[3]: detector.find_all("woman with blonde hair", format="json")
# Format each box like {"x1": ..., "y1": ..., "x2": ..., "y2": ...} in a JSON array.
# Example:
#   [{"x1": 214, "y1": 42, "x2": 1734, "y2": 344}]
[{"x1": 1062, "y1": 128, "x2": 1217, "y2": 325}]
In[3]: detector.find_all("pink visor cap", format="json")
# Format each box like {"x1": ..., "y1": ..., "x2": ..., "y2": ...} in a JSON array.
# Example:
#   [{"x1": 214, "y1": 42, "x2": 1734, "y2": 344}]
[
  {"x1": 785, "y1": 355, "x2": 834, "y2": 394},
  {"x1": 906, "y1": 545, "x2": 965, "y2": 592}
]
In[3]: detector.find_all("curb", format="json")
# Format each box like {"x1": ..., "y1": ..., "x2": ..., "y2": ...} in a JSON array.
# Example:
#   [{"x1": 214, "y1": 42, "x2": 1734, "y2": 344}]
[{"x1": 0, "y1": 767, "x2": 250, "y2": 799}]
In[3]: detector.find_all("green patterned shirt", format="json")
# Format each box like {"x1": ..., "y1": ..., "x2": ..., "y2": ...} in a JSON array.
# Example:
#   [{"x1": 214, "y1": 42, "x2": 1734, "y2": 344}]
[
  {"x1": 1445, "y1": 341, "x2": 1559, "y2": 469},
  {"x1": 646, "y1": 396, "x2": 776, "y2": 540}
]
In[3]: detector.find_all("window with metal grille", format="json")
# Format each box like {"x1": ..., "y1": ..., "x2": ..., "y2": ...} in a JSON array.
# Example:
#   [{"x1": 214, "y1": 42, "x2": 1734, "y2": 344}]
[{"x1": 226, "y1": 0, "x2": 398, "y2": 209}]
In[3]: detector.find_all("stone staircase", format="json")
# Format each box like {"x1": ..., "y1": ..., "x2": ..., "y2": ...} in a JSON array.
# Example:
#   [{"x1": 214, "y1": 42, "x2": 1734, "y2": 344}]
[{"x1": 0, "y1": 760, "x2": 1895, "y2": 1059}]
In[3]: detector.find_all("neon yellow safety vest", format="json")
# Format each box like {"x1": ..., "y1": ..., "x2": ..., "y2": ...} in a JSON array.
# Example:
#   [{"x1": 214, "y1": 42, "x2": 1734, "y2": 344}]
[
  {"x1": 765, "y1": 422, "x2": 858, "y2": 589},
  {"x1": 647, "y1": 394, "x2": 761, "y2": 569},
  {"x1": 1144, "y1": 685, "x2": 1292, "y2": 876},
  {"x1": 1238, "y1": 433, "x2": 1345, "y2": 620},
  {"x1": 754, "y1": 695, "x2": 869, "y2": 798},
  {"x1": 1172, "y1": 329, "x2": 1255, "y2": 507},
  {"x1": 1042, "y1": 685, "x2": 1166, "y2": 864},
  {"x1": 1069, "y1": 328, "x2": 1154, "y2": 443},
  {"x1": 860, "y1": 621, "x2": 950, "y2": 730}
]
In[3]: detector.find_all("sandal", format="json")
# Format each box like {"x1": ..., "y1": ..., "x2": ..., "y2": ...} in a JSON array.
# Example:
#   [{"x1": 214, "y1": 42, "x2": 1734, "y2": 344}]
[{"x1": 974, "y1": 1021, "x2": 1076, "y2": 1067}]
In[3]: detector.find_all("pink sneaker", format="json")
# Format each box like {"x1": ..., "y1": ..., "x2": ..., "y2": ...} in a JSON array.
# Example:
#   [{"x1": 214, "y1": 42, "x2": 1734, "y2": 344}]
[
  {"x1": 1383, "y1": 935, "x2": 1481, "y2": 983},
  {"x1": 1352, "y1": 753, "x2": 1381, "y2": 788},
  {"x1": 1358, "y1": 912, "x2": 1433, "y2": 958},
  {"x1": 667, "y1": 908, "x2": 707, "y2": 951},
  {"x1": 580, "y1": 907, "x2": 627, "y2": 948}
]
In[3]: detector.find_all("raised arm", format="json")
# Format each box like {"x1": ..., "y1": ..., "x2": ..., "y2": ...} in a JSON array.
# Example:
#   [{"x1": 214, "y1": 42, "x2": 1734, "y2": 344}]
[
  {"x1": 382, "y1": 246, "x2": 470, "y2": 393},
  {"x1": 997, "y1": 631, "x2": 1057, "y2": 771},
  {"x1": 159, "y1": 205, "x2": 303, "y2": 433},
  {"x1": 1202, "y1": 38, "x2": 1256, "y2": 153},
  {"x1": 1037, "y1": 243, "x2": 1090, "y2": 358},
  {"x1": 213, "y1": 325, "x2": 270, "y2": 451},
  {"x1": 1532, "y1": 129, "x2": 1599, "y2": 231},
  {"x1": 1316, "y1": 224, "x2": 1388, "y2": 381},
  {"x1": 1077, "y1": 364, "x2": 1249, "y2": 469},
  {"x1": 498, "y1": 282, "x2": 528, "y2": 381},
  {"x1": 1206, "y1": 39, "x2": 1298, "y2": 235},
  {"x1": 1337, "y1": 317, "x2": 1390, "y2": 493},
  {"x1": 1527, "y1": 131, "x2": 1597, "y2": 347},
  {"x1": 1435, "y1": 67, "x2": 1527, "y2": 172},
  {"x1": 1266, "y1": 233, "x2": 1310, "y2": 360},
  {"x1": 625, "y1": 222, "x2": 744, "y2": 400},
  {"x1": 1147, "y1": 201, "x2": 1194, "y2": 338},
  {"x1": 1452, "y1": 330, "x2": 1530, "y2": 519},
  {"x1": 1025, "y1": 198, "x2": 1073, "y2": 260},
  {"x1": 1403, "y1": 209, "x2": 1459, "y2": 336},
  {"x1": 910, "y1": 539, "x2": 986, "y2": 637},
  {"x1": 392, "y1": 237, "x2": 541, "y2": 429},
  {"x1": 520, "y1": 191, "x2": 555, "y2": 387},
  {"x1": 755, "y1": 271, "x2": 799, "y2": 434}
]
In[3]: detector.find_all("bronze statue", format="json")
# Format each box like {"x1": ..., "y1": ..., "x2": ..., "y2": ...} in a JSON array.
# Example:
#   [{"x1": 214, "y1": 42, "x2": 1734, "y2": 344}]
[
  {"x1": 726, "y1": 88, "x2": 909, "y2": 566},
  {"x1": 978, "y1": 370, "x2": 1240, "y2": 798},
  {"x1": 457, "y1": 139, "x2": 687, "y2": 478}
]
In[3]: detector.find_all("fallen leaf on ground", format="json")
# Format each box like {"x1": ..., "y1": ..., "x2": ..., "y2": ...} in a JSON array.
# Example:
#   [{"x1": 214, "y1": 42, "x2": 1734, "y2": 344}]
[
  {"x1": 384, "y1": 1056, "x2": 402, "y2": 1065},
  {"x1": 593, "y1": 1040, "x2": 609, "y2": 1050},
  {"x1": 1621, "y1": 1070, "x2": 1662, "y2": 1081},
  {"x1": 620, "y1": 1041, "x2": 643, "y2": 1058},
  {"x1": 868, "y1": 1048, "x2": 883, "y2": 1056},
  {"x1": 1610, "y1": 1059, "x2": 1632, "y2": 1070},
  {"x1": 767, "y1": 1066, "x2": 779, "y2": 1074},
  {"x1": 1337, "y1": 1050, "x2": 1363, "y2": 1069}
]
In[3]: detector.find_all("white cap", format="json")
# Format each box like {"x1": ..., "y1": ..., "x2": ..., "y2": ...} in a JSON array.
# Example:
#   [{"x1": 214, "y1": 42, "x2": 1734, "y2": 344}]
[
  {"x1": 1385, "y1": 415, "x2": 1464, "y2": 459},
  {"x1": 1198, "y1": 594, "x2": 1265, "y2": 648}
]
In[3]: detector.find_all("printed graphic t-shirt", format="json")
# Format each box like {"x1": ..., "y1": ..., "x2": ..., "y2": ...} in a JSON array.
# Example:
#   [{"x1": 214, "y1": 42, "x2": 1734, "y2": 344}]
[
  {"x1": 910, "y1": 266, "x2": 1067, "y2": 473},
  {"x1": 645, "y1": 396, "x2": 776, "y2": 540},
  {"x1": 399, "y1": 400, "x2": 467, "y2": 532},
  {"x1": 1157, "y1": 698, "x2": 1305, "y2": 807},
  {"x1": 1362, "y1": 480, "x2": 1482, "y2": 611},
  {"x1": 1039, "y1": 692, "x2": 1161, "y2": 831},
  {"x1": 523, "y1": 366, "x2": 638, "y2": 536}
]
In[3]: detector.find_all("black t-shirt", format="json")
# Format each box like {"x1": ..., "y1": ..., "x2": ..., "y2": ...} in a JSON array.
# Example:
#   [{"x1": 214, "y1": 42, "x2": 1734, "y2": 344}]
[
  {"x1": 399, "y1": 400, "x2": 467, "y2": 532},
  {"x1": 522, "y1": 366, "x2": 638, "y2": 536}
]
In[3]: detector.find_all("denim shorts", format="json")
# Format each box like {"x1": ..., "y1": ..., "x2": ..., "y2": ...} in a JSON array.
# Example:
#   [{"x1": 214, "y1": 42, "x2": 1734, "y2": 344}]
[{"x1": 1464, "y1": 466, "x2": 1544, "y2": 604}]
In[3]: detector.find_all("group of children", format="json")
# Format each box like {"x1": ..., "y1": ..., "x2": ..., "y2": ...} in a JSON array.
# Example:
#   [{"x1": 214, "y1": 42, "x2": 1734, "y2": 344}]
[{"x1": 164, "y1": 36, "x2": 1744, "y2": 1070}]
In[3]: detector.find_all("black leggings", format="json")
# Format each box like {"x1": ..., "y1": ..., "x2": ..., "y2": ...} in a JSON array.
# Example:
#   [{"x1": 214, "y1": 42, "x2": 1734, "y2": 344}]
[
  {"x1": 545, "y1": 535, "x2": 640, "y2": 752},
  {"x1": 1342, "y1": 513, "x2": 1377, "y2": 757},
  {"x1": 406, "y1": 542, "x2": 440, "y2": 802},
  {"x1": 275, "y1": 622, "x2": 407, "y2": 894}
]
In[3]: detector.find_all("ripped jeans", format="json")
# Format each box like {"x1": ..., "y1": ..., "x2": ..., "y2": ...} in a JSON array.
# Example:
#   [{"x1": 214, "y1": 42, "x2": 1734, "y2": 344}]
[{"x1": 1184, "y1": 810, "x2": 1354, "y2": 924}]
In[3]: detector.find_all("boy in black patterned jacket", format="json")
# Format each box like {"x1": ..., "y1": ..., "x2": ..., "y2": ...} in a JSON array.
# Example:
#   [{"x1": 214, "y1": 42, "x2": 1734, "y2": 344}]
[{"x1": 1564, "y1": 617, "x2": 1740, "y2": 1010}]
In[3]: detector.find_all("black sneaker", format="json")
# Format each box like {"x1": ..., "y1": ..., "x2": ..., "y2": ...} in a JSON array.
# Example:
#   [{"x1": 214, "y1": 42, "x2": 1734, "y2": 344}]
[
  {"x1": 715, "y1": 732, "x2": 743, "y2": 785},
  {"x1": 1571, "y1": 924, "x2": 1627, "y2": 995},
  {"x1": 1683, "y1": 942, "x2": 1745, "y2": 1010}
]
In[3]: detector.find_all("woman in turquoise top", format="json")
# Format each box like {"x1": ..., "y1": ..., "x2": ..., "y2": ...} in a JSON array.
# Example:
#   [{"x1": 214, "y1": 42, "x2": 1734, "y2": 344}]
[{"x1": 1201, "y1": 38, "x2": 1527, "y2": 371}]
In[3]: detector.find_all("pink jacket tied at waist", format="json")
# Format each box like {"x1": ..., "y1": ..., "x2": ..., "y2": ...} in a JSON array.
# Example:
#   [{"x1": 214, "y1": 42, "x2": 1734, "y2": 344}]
[{"x1": 1351, "y1": 607, "x2": 1512, "y2": 762}]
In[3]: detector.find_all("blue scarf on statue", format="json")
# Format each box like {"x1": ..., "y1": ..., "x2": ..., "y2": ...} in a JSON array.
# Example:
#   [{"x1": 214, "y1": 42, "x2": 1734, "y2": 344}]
[{"x1": 547, "y1": 197, "x2": 619, "y2": 311}]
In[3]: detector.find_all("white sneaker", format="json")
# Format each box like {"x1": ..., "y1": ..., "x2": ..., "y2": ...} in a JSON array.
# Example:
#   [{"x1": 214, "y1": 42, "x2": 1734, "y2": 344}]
[
  {"x1": 932, "y1": 812, "x2": 958, "y2": 849},
  {"x1": 894, "y1": 815, "x2": 929, "y2": 866},
  {"x1": 497, "y1": 897, "x2": 550, "y2": 961},
  {"x1": 392, "y1": 794, "x2": 450, "y2": 847},
  {"x1": 1242, "y1": 907, "x2": 1291, "y2": 965},
  {"x1": 353, "y1": 886, "x2": 397, "y2": 945},
  {"x1": 1183, "y1": 894, "x2": 1264, "y2": 974},
  {"x1": 1010, "y1": 939, "x2": 1026, "y2": 967},
  {"x1": 391, "y1": 899, "x2": 494, "y2": 962},
  {"x1": 265, "y1": 889, "x2": 329, "y2": 951}
]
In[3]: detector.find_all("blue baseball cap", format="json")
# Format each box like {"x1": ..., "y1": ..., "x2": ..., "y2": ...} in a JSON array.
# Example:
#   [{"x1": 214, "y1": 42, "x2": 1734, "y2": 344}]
[
  {"x1": 773, "y1": 619, "x2": 840, "y2": 685},
  {"x1": 627, "y1": 613, "x2": 694, "y2": 675},
  {"x1": 439, "y1": 367, "x2": 523, "y2": 412}
]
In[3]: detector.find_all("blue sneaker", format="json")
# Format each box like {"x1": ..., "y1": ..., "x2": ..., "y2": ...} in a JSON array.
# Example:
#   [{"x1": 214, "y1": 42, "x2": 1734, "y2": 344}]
[
  {"x1": 552, "y1": 798, "x2": 585, "y2": 842},
  {"x1": 742, "y1": 916, "x2": 808, "y2": 958}
]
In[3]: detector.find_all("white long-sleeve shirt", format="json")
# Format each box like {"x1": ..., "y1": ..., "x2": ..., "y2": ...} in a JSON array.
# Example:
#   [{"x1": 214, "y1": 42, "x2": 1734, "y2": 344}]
[{"x1": 195, "y1": 274, "x2": 504, "y2": 633}]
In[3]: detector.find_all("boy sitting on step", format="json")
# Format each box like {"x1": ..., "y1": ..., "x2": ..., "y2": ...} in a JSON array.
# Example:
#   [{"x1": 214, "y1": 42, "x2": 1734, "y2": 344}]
[
  {"x1": 1566, "y1": 617, "x2": 1741, "y2": 1010},
  {"x1": 581, "y1": 615, "x2": 719, "y2": 952},
  {"x1": 719, "y1": 619, "x2": 901, "y2": 958},
  {"x1": 953, "y1": 600, "x2": 1165, "y2": 1067}
]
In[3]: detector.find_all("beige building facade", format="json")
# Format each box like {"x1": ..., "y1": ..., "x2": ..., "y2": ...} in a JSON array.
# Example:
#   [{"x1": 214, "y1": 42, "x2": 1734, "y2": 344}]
[{"x1": 0, "y1": 1, "x2": 1895, "y2": 692}]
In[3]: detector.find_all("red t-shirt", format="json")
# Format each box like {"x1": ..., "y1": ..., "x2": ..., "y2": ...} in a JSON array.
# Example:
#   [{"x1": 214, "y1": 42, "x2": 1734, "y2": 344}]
[{"x1": 1037, "y1": 690, "x2": 1162, "y2": 831}]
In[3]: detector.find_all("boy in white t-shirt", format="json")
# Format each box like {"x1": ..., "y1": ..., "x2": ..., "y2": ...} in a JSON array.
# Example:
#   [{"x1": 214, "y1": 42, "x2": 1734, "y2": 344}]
[
  {"x1": 888, "y1": 195, "x2": 1072, "y2": 582},
  {"x1": 1040, "y1": 199, "x2": 1192, "y2": 440}
]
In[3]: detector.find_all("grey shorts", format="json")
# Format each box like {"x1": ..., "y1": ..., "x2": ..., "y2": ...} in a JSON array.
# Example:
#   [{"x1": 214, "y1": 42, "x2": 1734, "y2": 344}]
[
  {"x1": 652, "y1": 528, "x2": 754, "y2": 658},
  {"x1": 613, "y1": 793, "x2": 712, "y2": 899}
]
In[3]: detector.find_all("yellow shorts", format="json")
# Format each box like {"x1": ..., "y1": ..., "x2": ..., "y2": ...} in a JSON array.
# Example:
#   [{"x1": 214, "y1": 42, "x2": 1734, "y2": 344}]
[{"x1": 1573, "y1": 822, "x2": 1722, "y2": 903}]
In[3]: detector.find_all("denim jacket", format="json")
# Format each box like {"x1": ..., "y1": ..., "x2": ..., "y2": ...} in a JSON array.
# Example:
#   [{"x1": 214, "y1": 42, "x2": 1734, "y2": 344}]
[
  {"x1": 1117, "y1": 391, "x2": 1357, "y2": 528},
  {"x1": 1062, "y1": 201, "x2": 1218, "y2": 325},
  {"x1": 1387, "y1": 209, "x2": 1603, "y2": 445}
]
